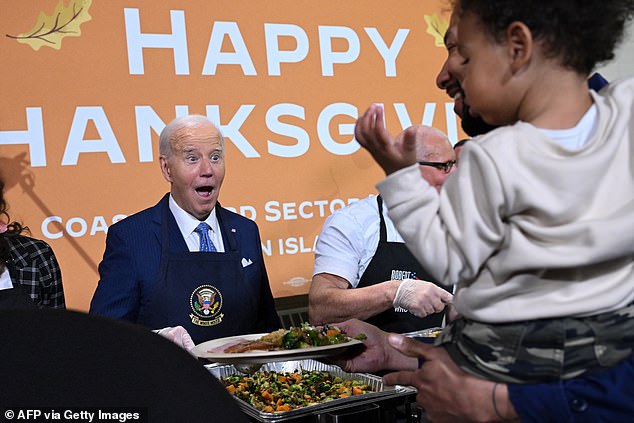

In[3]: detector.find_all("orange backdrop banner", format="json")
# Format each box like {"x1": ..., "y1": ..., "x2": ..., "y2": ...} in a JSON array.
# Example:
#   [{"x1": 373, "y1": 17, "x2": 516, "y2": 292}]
[{"x1": 0, "y1": 0, "x2": 461, "y2": 311}]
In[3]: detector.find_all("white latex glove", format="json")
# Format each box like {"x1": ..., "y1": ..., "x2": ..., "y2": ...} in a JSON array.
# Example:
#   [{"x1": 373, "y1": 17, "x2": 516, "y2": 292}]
[
  {"x1": 154, "y1": 326, "x2": 196, "y2": 353},
  {"x1": 393, "y1": 279, "x2": 453, "y2": 318}
]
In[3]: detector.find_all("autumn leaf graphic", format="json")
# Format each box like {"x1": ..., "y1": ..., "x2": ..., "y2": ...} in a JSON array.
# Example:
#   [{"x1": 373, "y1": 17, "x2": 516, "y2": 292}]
[
  {"x1": 424, "y1": 13, "x2": 449, "y2": 48},
  {"x1": 6, "y1": 0, "x2": 92, "y2": 51}
]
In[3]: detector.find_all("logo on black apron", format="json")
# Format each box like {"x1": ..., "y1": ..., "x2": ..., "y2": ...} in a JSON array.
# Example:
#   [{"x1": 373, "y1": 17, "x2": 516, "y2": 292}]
[
  {"x1": 391, "y1": 269, "x2": 418, "y2": 313},
  {"x1": 390, "y1": 269, "x2": 417, "y2": 280},
  {"x1": 189, "y1": 284, "x2": 223, "y2": 327}
]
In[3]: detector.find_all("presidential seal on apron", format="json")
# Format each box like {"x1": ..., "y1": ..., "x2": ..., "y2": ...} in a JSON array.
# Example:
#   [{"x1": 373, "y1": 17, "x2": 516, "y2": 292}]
[
  {"x1": 137, "y1": 201, "x2": 262, "y2": 345},
  {"x1": 190, "y1": 284, "x2": 223, "y2": 326}
]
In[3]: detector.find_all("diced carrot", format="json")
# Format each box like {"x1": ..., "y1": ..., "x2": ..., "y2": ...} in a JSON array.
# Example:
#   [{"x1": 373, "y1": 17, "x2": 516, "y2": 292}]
[
  {"x1": 304, "y1": 394, "x2": 312, "y2": 399},
  {"x1": 263, "y1": 406, "x2": 274, "y2": 413},
  {"x1": 261, "y1": 390, "x2": 272, "y2": 401},
  {"x1": 339, "y1": 393, "x2": 349, "y2": 398},
  {"x1": 278, "y1": 376, "x2": 287, "y2": 383},
  {"x1": 276, "y1": 398, "x2": 284, "y2": 406},
  {"x1": 226, "y1": 384, "x2": 236, "y2": 394},
  {"x1": 326, "y1": 329, "x2": 340, "y2": 337},
  {"x1": 352, "y1": 387, "x2": 363, "y2": 395},
  {"x1": 276, "y1": 404, "x2": 292, "y2": 412}
]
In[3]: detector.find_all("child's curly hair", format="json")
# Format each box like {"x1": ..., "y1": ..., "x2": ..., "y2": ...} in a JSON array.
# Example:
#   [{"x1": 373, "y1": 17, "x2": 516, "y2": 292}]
[
  {"x1": 0, "y1": 179, "x2": 25, "y2": 237},
  {"x1": 455, "y1": 0, "x2": 634, "y2": 74}
]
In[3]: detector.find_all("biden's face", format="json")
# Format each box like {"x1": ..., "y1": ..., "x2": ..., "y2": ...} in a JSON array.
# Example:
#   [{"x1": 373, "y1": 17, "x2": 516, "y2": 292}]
[{"x1": 160, "y1": 122, "x2": 225, "y2": 220}]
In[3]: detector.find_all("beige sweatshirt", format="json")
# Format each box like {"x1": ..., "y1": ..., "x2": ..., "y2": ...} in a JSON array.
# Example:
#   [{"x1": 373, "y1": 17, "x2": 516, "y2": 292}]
[{"x1": 378, "y1": 77, "x2": 634, "y2": 323}]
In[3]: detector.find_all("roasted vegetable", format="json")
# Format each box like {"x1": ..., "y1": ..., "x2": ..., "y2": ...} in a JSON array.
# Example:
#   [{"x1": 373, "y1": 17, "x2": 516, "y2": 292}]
[
  {"x1": 277, "y1": 323, "x2": 359, "y2": 349},
  {"x1": 221, "y1": 370, "x2": 373, "y2": 413}
]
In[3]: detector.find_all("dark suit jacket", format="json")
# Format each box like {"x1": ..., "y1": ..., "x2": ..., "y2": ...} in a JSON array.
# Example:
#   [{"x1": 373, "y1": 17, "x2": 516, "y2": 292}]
[{"x1": 89, "y1": 194, "x2": 280, "y2": 332}]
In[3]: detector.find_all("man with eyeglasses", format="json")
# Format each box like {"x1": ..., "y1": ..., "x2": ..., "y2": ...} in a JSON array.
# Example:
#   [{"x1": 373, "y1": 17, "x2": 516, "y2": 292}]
[
  {"x1": 417, "y1": 158, "x2": 456, "y2": 191},
  {"x1": 308, "y1": 125, "x2": 455, "y2": 333}
]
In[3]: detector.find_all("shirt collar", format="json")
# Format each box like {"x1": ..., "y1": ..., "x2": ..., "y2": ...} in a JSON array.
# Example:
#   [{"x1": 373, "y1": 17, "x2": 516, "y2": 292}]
[{"x1": 168, "y1": 195, "x2": 219, "y2": 240}]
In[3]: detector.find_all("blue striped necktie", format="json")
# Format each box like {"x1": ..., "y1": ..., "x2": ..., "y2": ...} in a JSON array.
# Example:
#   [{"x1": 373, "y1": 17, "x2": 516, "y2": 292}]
[{"x1": 194, "y1": 222, "x2": 217, "y2": 252}]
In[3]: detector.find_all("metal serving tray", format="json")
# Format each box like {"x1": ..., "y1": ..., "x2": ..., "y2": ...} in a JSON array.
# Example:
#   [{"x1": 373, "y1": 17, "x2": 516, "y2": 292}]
[{"x1": 206, "y1": 359, "x2": 417, "y2": 422}]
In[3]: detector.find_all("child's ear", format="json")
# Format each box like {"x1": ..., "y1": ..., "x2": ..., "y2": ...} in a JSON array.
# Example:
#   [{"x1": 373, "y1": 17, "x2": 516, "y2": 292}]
[{"x1": 506, "y1": 21, "x2": 533, "y2": 74}]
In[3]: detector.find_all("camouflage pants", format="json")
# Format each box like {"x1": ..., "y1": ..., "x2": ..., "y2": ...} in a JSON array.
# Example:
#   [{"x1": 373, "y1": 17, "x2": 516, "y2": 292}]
[{"x1": 435, "y1": 302, "x2": 634, "y2": 383}]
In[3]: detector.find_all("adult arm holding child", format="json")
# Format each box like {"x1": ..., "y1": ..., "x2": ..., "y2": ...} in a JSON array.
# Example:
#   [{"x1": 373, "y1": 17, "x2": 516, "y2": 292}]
[{"x1": 335, "y1": 319, "x2": 634, "y2": 422}]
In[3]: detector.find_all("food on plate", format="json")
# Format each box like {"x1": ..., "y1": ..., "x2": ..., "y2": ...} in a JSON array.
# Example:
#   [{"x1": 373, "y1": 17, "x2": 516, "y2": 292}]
[
  {"x1": 221, "y1": 370, "x2": 373, "y2": 413},
  {"x1": 221, "y1": 323, "x2": 366, "y2": 353},
  {"x1": 222, "y1": 339, "x2": 278, "y2": 353}
]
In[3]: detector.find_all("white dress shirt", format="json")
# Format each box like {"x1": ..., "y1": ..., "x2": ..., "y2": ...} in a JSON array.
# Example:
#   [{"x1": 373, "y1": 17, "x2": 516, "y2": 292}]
[
  {"x1": 168, "y1": 195, "x2": 225, "y2": 253},
  {"x1": 0, "y1": 267, "x2": 12, "y2": 290},
  {"x1": 313, "y1": 195, "x2": 403, "y2": 287}
]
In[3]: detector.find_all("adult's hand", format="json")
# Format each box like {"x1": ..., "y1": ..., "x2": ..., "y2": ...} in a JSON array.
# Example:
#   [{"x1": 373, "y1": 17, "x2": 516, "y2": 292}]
[
  {"x1": 393, "y1": 279, "x2": 453, "y2": 318},
  {"x1": 155, "y1": 326, "x2": 196, "y2": 353},
  {"x1": 329, "y1": 319, "x2": 417, "y2": 373},
  {"x1": 354, "y1": 104, "x2": 417, "y2": 175},
  {"x1": 383, "y1": 334, "x2": 519, "y2": 423}
]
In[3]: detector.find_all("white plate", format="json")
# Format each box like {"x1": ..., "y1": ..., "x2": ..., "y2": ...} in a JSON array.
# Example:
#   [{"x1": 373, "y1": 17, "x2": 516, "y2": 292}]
[{"x1": 192, "y1": 333, "x2": 364, "y2": 364}]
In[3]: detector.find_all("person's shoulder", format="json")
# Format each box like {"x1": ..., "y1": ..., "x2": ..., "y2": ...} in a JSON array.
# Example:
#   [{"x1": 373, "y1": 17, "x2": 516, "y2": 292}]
[
  {"x1": 332, "y1": 195, "x2": 377, "y2": 218},
  {"x1": 321, "y1": 195, "x2": 377, "y2": 228},
  {"x1": 605, "y1": 75, "x2": 634, "y2": 90},
  {"x1": 316, "y1": 196, "x2": 380, "y2": 243},
  {"x1": 347, "y1": 194, "x2": 378, "y2": 210},
  {"x1": 5, "y1": 235, "x2": 59, "y2": 268},
  {"x1": 475, "y1": 122, "x2": 534, "y2": 142},
  {"x1": 595, "y1": 75, "x2": 634, "y2": 104},
  {"x1": 218, "y1": 206, "x2": 258, "y2": 230},
  {"x1": 467, "y1": 123, "x2": 539, "y2": 154},
  {"x1": 108, "y1": 198, "x2": 164, "y2": 232},
  {"x1": 457, "y1": 125, "x2": 546, "y2": 178},
  {"x1": 6, "y1": 234, "x2": 53, "y2": 254}
]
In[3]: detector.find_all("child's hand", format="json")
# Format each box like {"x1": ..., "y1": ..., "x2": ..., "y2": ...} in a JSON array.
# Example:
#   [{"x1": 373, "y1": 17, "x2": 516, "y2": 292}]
[{"x1": 354, "y1": 104, "x2": 417, "y2": 175}]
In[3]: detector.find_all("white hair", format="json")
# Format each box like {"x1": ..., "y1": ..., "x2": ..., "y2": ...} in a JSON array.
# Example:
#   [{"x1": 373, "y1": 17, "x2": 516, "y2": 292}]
[{"x1": 158, "y1": 115, "x2": 224, "y2": 159}]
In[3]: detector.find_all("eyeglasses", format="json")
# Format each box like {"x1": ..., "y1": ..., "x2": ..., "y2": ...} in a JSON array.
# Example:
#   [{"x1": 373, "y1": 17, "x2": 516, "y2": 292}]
[{"x1": 417, "y1": 160, "x2": 456, "y2": 173}]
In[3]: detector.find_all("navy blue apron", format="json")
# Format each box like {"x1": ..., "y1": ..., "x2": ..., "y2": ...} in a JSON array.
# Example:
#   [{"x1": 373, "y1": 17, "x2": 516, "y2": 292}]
[
  {"x1": 137, "y1": 202, "x2": 260, "y2": 345},
  {"x1": 357, "y1": 196, "x2": 449, "y2": 333}
]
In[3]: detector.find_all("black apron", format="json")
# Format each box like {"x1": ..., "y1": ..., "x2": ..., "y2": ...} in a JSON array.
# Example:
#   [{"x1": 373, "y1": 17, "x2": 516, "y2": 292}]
[
  {"x1": 0, "y1": 262, "x2": 38, "y2": 310},
  {"x1": 357, "y1": 196, "x2": 449, "y2": 333},
  {"x1": 137, "y1": 203, "x2": 260, "y2": 345}
]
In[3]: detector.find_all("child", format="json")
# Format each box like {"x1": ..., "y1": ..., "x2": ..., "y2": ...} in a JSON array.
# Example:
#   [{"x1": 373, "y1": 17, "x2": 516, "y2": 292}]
[{"x1": 354, "y1": 0, "x2": 634, "y2": 383}]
